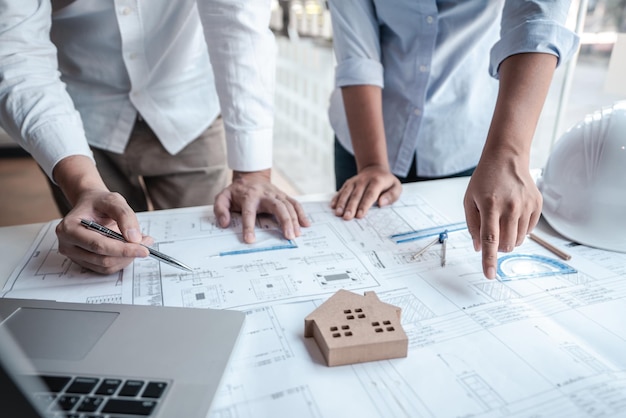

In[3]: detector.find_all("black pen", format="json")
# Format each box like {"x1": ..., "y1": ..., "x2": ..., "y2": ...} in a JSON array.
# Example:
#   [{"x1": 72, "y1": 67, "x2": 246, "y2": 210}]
[{"x1": 80, "y1": 219, "x2": 193, "y2": 272}]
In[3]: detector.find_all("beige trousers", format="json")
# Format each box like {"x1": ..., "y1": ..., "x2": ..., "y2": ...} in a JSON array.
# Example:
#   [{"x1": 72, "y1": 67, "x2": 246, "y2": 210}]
[{"x1": 49, "y1": 116, "x2": 230, "y2": 214}]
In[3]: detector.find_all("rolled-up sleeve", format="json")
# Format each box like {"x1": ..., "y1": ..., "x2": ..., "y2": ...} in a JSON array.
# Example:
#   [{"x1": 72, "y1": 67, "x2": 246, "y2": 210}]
[
  {"x1": 0, "y1": 0, "x2": 93, "y2": 180},
  {"x1": 490, "y1": 0, "x2": 580, "y2": 78},
  {"x1": 197, "y1": 0, "x2": 275, "y2": 172},
  {"x1": 328, "y1": 0, "x2": 384, "y2": 88}
]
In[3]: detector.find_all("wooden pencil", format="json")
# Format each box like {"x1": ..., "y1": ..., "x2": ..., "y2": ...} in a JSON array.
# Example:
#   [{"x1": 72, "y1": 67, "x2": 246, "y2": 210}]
[{"x1": 528, "y1": 232, "x2": 572, "y2": 261}]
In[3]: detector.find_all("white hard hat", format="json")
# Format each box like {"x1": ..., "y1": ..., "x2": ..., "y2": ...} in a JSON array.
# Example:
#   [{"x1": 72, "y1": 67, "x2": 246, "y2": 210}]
[{"x1": 537, "y1": 101, "x2": 626, "y2": 253}]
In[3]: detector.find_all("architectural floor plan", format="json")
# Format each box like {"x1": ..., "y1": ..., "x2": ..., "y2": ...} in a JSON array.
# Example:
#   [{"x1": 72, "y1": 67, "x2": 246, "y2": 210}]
[{"x1": 3, "y1": 194, "x2": 626, "y2": 417}]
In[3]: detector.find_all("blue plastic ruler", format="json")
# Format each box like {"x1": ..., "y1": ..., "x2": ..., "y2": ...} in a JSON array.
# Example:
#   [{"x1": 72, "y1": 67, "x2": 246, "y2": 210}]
[
  {"x1": 219, "y1": 240, "x2": 297, "y2": 256},
  {"x1": 391, "y1": 221, "x2": 467, "y2": 244}
]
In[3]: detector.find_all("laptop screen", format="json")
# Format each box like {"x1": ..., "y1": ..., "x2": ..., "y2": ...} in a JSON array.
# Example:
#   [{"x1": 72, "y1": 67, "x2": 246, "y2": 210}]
[{"x1": 0, "y1": 325, "x2": 47, "y2": 418}]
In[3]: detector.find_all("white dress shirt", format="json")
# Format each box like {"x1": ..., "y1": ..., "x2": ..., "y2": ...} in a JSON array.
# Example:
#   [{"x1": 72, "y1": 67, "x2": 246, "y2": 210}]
[
  {"x1": 328, "y1": 0, "x2": 579, "y2": 178},
  {"x1": 0, "y1": 0, "x2": 275, "y2": 180}
]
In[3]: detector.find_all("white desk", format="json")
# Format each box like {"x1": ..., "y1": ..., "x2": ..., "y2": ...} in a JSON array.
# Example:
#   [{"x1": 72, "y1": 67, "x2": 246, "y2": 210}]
[{"x1": 3, "y1": 177, "x2": 626, "y2": 418}]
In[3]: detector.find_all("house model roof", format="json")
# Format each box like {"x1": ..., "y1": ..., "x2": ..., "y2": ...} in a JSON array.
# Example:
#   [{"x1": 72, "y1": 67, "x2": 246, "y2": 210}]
[{"x1": 304, "y1": 289, "x2": 408, "y2": 366}]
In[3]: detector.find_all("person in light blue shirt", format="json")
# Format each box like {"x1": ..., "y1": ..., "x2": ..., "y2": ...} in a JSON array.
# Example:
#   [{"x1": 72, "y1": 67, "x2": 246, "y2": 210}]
[
  {"x1": 0, "y1": 0, "x2": 310, "y2": 274},
  {"x1": 327, "y1": 0, "x2": 579, "y2": 280}
]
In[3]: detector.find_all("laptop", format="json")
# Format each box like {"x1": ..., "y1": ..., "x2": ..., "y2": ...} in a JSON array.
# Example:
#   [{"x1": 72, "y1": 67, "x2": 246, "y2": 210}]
[{"x1": 0, "y1": 298, "x2": 245, "y2": 417}]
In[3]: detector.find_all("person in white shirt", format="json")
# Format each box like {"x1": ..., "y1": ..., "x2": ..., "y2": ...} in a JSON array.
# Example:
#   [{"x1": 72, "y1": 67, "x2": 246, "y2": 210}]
[{"x1": 0, "y1": 0, "x2": 310, "y2": 274}]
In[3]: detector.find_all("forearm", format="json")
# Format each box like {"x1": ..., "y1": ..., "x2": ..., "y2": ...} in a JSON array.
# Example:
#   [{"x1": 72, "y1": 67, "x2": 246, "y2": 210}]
[
  {"x1": 341, "y1": 85, "x2": 388, "y2": 171},
  {"x1": 482, "y1": 53, "x2": 557, "y2": 164},
  {"x1": 52, "y1": 155, "x2": 109, "y2": 206},
  {"x1": 0, "y1": 0, "x2": 93, "y2": 180},
  {"x1": 198, "y1": 1, "x2": 275, "y2": 173}
]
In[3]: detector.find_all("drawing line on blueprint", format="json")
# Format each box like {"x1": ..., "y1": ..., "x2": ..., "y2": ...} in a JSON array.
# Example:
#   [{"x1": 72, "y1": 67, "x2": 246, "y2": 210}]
[
  {"x1": 210, "y1": 385, "x2": 322, "y2": 418},
  {"x1": 86, "y1": 294, "x2": 122, "y2": 304},
  {"x1": 181, "y1": 285, "x2": 221, "y2": 309},
  {"x1": 457, "y1": 372, "x2": 506, "y2": 411},
  {"x1": 230, "y1": 306, "x2": 295, "y2": 370},
  {"x1": 353, "y1": 361, "x2": 432, "y2": 418}
]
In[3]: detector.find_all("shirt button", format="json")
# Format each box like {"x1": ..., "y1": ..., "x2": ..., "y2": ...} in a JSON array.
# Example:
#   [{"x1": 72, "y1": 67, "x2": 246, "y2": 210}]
[
  {"x1": 426, "y1": 16, "x2": 434, "y2": 24},
  {"x1": 120, "y1": 7, "x2": 132, "y2": 15},
  {"x1": 419, "y1": 65, "x2": 428, "y2": 73},
  {"x1": 414, "y1": 108, "x2": 422, "y2": 116},
  {"x1": 128, "y1": 52, "x2": 138, "y2": 60}
]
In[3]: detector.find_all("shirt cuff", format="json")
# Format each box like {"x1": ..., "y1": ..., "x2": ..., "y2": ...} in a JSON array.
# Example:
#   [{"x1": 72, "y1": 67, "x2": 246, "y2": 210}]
[
  {"x1": 225, "y1": 128, "x2": 273, "y2": 172},
  {"x1": 28, "y1": 119, "x2": 94, "y2": 182},
  {"x1": 335, "y1": 57, "x2": 384, "y2": 88},
  {"x1": 490, "y1": 20, "x2": 580, "y2": 78}
]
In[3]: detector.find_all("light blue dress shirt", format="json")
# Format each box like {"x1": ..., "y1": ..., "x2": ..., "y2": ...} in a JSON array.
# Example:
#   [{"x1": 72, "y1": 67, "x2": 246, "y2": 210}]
[
  {"x1": 328, "y1": 0, "x2": 579, "y2": 178},
  {"x1": 0, "y1": 0, "x2": 276, "y2": 180}
]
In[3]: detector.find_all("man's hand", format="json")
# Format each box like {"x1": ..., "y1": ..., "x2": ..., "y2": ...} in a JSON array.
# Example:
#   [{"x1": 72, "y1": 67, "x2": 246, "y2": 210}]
[
  {"x1": 333, "y1": 85, "x2": 400, "y2": 220},
  {"x1": 213, "y1": 169, "x2": 310, "y2": 243},
  {"x1": 331, "y1": 165, "x2": 401, "y2": 220},
  {"x1": 56, "y1": 190, "x2": 152, "y2": 274},
  {"x1": 464, "y1": 52, "x2": 557, "y2": 279},
  {"x1": 53, "y1": 156, "x2": 150, "y2": 274},
  {"x1": 463, "y1": 151, "x2": 542, "y2": 280}
]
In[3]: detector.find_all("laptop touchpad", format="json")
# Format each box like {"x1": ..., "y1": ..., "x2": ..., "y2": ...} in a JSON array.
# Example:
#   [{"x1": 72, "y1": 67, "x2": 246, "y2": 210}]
[{"x1": 3, "y1": 307, "x2": 118, "y2": 361}]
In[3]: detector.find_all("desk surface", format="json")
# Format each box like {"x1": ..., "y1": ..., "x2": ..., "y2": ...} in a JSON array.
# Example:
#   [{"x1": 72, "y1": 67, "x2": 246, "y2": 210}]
[{"x1": 3, "y1": 177, "x2": 626, "y2": 418}]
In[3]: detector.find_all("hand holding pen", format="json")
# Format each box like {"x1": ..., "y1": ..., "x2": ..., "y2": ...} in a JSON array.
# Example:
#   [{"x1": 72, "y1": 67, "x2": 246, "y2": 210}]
[
  {"x1": 50, "y1": 163, "x2": 164, "y2": 275},
  {"x1": 80, "y1": 219, "x2": 192, "y2": 272}
]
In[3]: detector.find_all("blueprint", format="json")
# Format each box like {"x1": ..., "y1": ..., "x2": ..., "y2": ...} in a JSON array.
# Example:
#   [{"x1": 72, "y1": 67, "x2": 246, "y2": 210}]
[
  {"x1": 3, "y1": 195, "x2": 626, "y2": 417},
  {"x1": 1, "y1": 220, "x2": 124, "y2": 304}
]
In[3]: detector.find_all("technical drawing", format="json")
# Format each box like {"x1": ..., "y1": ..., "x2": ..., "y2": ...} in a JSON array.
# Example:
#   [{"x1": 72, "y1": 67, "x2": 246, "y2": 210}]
[
  {"x1": 6, "y1": 197, "x2": 626, "y2": 418},
  {"x1": 37, "y1": 249, "x2": 72, "y2": 275},
  {"x1": 230, "y1": 261, "x2": 286, "y2": 275},
  {"x1": 229, "y1": 306, "x2": 294, "y2": 370},
  {"x1": 561, "y1": 271, "x2": 593, "y2": 286},
  {"x1": 561, "y1": 343, "x2": 610, "y2": 374},
  {"x1": 473, "y1": 280, "x2": 520, "y2": 302},
  {"x1": 365, "y1": 207, "x2": 413, "y2": 239},
  {"x1": 312, "y1": 267, "x2": 375, "y2": 290},
  {"x1": 139, "y1": 213, "x2": 223, "y2": 241},
  {"x1": 352, "y1": 361, "x2": 431, "y2": 417},
  {"x1": 171, "y1": 269, "x2": 221, "y2": 284},
  {"x1": 181, "y1": 285, "x2": 221, "y2": 309},
  {"x1": 382, "y1": 293, "x2": 435, "y2": 323},
  {"x1": 86, "y1": 294, "x2": 122, "y2": 304},
  {"x1": 302, "y1": 252, "x2": 348, "y2": 265},
  {"x1": 314, "y1": 269, "x2": 358, "y2": 286},
  {"x1": 211, "y1": 384, "x2": 322, "y2": 418},
  {"x1": 251, "y1": 276, "x2": 294, "y2": 301},
  {"x1": 457, "y1": 371, "x2": 506, "y2": 411}
]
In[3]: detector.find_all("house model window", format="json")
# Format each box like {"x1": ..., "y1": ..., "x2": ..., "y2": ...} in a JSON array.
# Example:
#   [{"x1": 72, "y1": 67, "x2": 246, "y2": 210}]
[{"x1": 304, "y1": 289, "x2": 408, "y2": 366}]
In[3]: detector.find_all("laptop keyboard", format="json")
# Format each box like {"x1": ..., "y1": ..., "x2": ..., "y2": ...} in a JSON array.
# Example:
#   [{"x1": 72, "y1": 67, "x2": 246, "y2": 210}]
[{"x1": 28, "y1": 374, "x2": 169, "y2": 417}]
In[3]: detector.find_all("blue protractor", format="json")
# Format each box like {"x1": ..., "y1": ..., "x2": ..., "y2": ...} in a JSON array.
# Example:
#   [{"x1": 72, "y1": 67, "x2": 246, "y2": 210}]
[{"x1": 497, "y1": 253, "x2": 577, "y2": 281}]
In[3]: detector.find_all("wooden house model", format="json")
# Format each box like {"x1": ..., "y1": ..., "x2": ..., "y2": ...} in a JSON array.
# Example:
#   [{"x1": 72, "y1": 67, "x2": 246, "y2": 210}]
[{"x1": 304, "y1": 289, "x2": 408, "y2": 366}]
